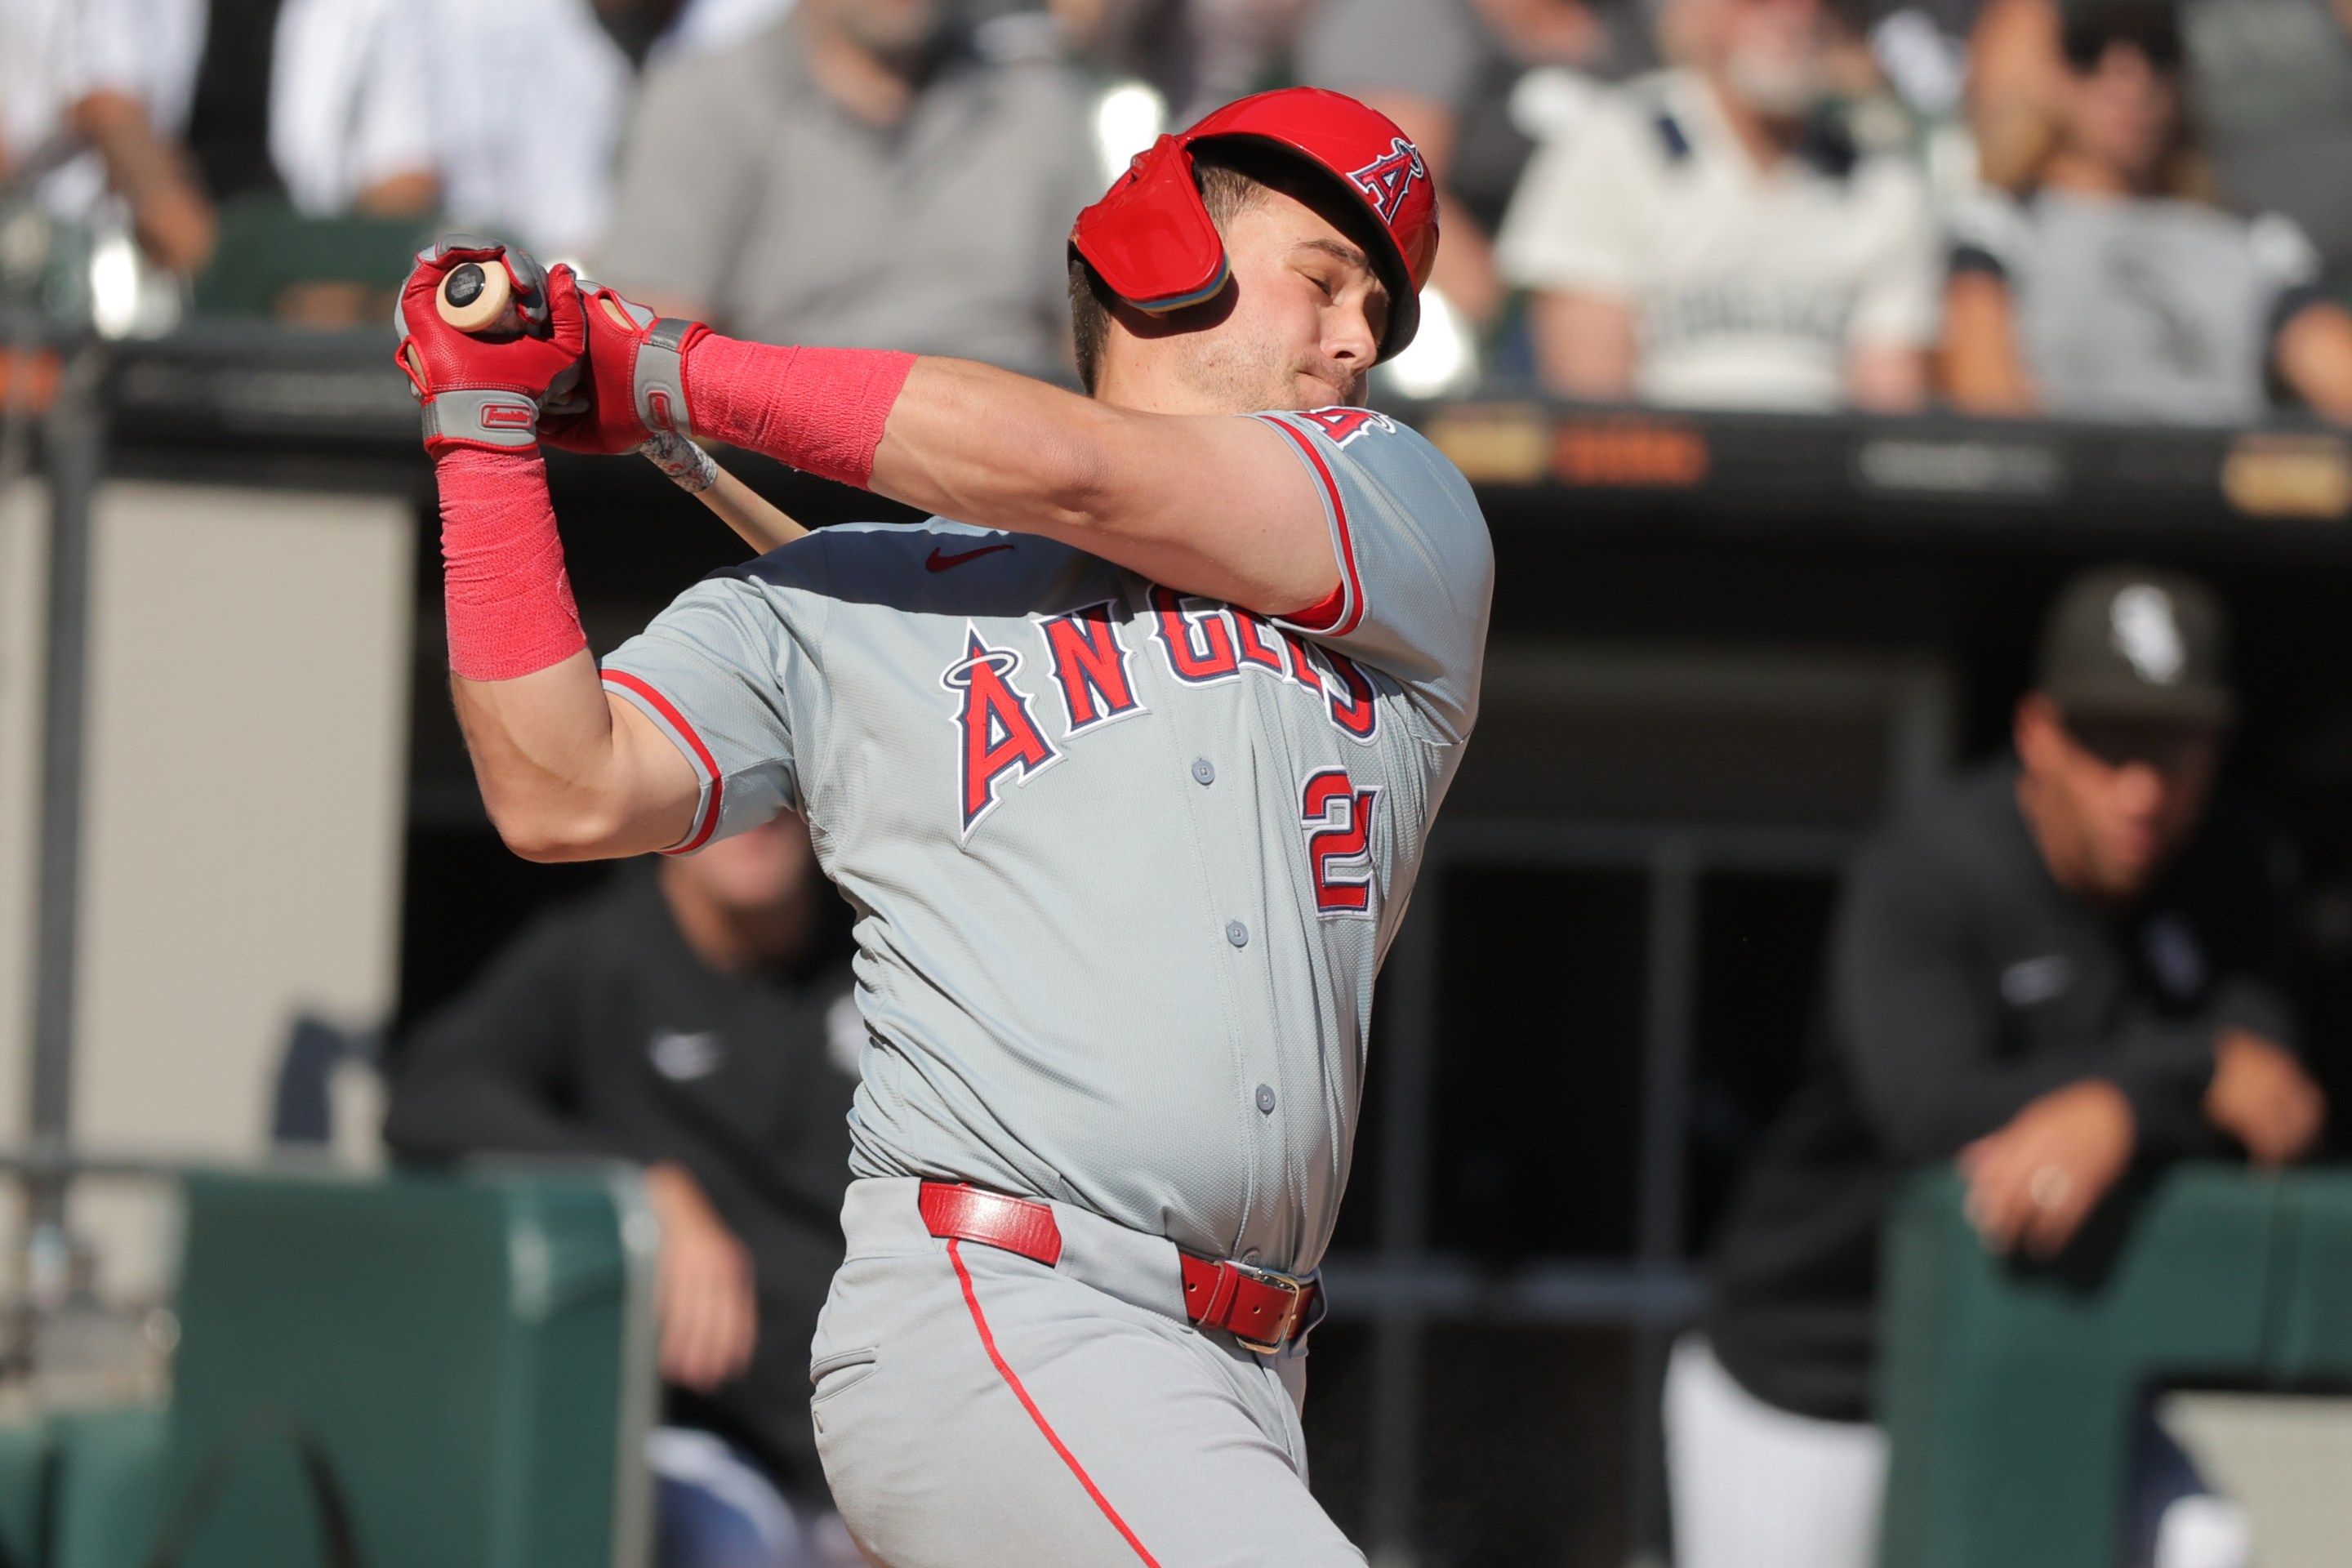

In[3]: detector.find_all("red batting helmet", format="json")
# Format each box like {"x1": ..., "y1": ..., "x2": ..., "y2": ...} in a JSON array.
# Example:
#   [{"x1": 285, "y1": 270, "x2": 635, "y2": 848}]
[{"x1": 1070, "y1": 87, "x2": 1441, "y2": 363}]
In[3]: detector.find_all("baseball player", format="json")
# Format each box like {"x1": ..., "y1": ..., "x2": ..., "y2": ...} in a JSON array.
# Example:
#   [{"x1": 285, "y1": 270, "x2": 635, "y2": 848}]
[{"x1": 395, "y1": 88, "x2": 1490, "y2": 1566}]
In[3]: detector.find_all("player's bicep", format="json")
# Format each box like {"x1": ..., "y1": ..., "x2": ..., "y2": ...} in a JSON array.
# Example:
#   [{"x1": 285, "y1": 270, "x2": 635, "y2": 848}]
[
  {"x1": 1254, "y1": 411, "x2": 1494, "y2": 742},
  {"x1": 600, "y1": 576, "x2": 811, "y2": 853},
  {"x1": 1084, "y1": 413, "x2": 1339, "y2": 616},
  {"x1": 606, "y1": 694, "x2": 706, "y2": 848}
]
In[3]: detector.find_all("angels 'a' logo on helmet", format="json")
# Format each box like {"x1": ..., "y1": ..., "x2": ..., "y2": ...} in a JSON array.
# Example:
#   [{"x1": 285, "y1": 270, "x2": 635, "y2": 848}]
[{"x1": 1346, "y1": 136, "x2": 1427, "y2": 225}]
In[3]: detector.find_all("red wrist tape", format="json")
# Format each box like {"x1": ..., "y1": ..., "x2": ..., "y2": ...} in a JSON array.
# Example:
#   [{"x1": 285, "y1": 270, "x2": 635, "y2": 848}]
[
  {"x1": 435, "y1": 447, "x2": 588, "y2": 682},
  {"x1": 684, "y1": 337, "x2": 915, "y2": 488}
]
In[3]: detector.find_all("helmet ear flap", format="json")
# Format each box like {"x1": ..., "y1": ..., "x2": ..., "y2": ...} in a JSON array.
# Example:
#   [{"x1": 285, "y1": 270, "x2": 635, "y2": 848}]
[{"x1": 1070, "y1": 135, "x2": 1232, "y2": 315}]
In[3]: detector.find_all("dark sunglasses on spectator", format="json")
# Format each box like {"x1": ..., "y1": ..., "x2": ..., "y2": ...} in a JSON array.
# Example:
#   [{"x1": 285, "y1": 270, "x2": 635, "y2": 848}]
[{"x1": 2061, "y1": 715, "x2": 2216, "y2": 773}]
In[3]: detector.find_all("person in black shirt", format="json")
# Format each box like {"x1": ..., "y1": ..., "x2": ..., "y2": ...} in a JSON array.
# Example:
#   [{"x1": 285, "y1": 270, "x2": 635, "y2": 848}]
[
  {"x1": 385, "y1": 810, "x2": 863, "y2": 1568},
  {"x1": 1673, "y1": 566, "x2": 2327, "y2": 1568}
]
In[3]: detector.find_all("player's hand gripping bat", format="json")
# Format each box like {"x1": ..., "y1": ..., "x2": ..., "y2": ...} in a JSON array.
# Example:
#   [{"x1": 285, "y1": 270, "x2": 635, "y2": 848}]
[{"x1": 433, "y1": 260, "x2": 808, "y2": 555}]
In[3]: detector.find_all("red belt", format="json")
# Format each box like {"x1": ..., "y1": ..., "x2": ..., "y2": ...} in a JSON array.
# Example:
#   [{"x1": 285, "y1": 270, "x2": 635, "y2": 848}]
[{"x1": 917, "y1": 1181, "x2": 1318, "y2": 1356}]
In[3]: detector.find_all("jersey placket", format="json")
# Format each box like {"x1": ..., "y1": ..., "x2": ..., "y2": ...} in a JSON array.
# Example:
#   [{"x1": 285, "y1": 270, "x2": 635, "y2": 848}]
[{"x1": 1138, "y1": 610, "x2": 1294, "y2": 1265}]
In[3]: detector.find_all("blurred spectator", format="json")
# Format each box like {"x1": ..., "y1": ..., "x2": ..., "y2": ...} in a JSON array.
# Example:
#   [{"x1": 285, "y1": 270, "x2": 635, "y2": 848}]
[
  {"x1": 1975, "y1": 0, "x2": 2352, "y2": 294},
  {"x1": 1300, "y1": 0, "x2": 1655, "y2": 334},
  {"x1": 1944, "y1": 1, "x2": 2352, "y2": 424},
  {"x1": 270, "y1": 0, "x2": 800, "y2": 268},
  {"x1": 1064, "y1": 0, "x2": 1314, "y2": 128},
  {"x1": 270, "y1": 0, "x2": 635, "y2": 261},
  {"x1": 0, "y1": 0, "x2": 213, "y2": 273},
  {"x1": 597, "y1": 0, "x2": 1101, "y2": 376},
  {"x1": 2181, "y1": 0, "x2": 2352, "y2": 297},
  {"x1": 1867, "y1": 1, "x2": 1980, "y2": 122},
  {"x1": 385, "y1": 813, "x2": 863, "y2": 1568},
  {"x1": 1496, "y1": 0, "x2": 1938, "y2": 412},
  {"x1": 1682, "y1": 567, "x2": 2323, "y2": 1568}
]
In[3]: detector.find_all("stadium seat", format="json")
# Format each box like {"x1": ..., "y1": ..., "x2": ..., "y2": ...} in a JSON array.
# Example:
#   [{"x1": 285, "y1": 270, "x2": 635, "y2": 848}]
[
  {"x1": 47, "y1": 1408, "x2": 167, "y2": 1568},
  {"x1": 0, "y1": 1167, "x2": 657, "y2": 1568},
  {"x1": 1878, "y1": 1165, "x2": 2352, "y2": 1568}
]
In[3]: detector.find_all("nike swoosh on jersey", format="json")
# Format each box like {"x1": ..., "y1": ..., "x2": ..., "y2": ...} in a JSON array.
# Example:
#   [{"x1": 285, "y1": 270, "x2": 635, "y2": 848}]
[{"x1": 927, "y1": 544, "x2": 1014, "y2": 572}]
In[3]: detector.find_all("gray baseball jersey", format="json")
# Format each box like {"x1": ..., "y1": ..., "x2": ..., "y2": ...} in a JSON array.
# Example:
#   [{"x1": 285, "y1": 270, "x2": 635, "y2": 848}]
[{"x1": 600, "y1": 407, "x2": 1492, "y2": 1276}]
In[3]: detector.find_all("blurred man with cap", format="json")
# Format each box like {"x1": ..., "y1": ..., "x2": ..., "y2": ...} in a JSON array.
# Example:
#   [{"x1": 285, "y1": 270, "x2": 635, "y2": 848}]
[{"x1": 1678, "y1": 565, "x2": 2325, "y2": 1568}]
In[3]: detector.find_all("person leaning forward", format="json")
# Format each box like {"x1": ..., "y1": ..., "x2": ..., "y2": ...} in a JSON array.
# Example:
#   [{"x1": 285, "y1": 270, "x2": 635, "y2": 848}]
[{"x1": 1678, "y1": 565, "x2": 2326, "y2": 1568}]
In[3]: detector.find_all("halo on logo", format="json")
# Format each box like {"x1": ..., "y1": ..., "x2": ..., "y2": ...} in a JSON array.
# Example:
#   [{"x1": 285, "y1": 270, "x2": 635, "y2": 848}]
[
  {"x1": 1347, "y1": 136, "x2": 1427, "y2": 225},
  {"x1": 941, "y1": 644, "x2": 1022, "y2": 691}
]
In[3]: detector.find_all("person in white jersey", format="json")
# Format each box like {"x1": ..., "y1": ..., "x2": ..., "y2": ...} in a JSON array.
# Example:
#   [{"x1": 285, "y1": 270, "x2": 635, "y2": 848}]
[{"x1": 1496, "y1": 0, "x2": 1940, "y2": 412}]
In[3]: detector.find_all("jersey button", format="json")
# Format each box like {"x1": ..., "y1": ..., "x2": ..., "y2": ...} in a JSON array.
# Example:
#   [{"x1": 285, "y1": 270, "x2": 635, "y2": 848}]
[
  {"x1": 1226, "y1": 920, "x2": 1249, "y2": 947},
  {"x1": 1255, "y1": 1085, "x2": 1276, "y2": 1116},
  {"x1": 1192, "y1": 757, "x2": 1215, "y2": 786}
]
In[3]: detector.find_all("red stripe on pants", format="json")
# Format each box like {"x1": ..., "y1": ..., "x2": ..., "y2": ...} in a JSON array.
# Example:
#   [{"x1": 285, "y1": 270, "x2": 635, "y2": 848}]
[{"x1": 944, "y1": 1238, "x2": 1164, "y2": 1566}]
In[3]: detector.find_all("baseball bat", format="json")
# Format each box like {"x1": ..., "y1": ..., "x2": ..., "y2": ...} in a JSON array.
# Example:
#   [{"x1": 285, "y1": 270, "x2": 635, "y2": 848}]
[{"x1": 432, "y1": 267, "x2": 808, "y2": 554}]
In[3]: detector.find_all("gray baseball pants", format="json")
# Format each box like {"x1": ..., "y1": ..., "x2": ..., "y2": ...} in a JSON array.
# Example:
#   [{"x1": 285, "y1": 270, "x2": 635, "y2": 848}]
[{"x1": 808, "y1": 1178, "x2": 1365, "y2": 1567}]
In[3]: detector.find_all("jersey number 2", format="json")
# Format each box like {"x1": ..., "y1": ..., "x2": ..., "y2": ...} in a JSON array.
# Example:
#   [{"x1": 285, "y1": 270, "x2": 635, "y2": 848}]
[{"x1": 1302, "y1": 769, "x2": 1379, "y2": 915}]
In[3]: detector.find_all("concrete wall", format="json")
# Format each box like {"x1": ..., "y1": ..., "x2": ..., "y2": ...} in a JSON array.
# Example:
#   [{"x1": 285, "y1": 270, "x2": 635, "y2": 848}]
[{"x1": 0, "y1": 479, "x2": 414, "y2": 1298}]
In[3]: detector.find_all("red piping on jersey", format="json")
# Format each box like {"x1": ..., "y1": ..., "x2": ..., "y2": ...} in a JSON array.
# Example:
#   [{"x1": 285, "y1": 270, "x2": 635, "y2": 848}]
[
  {"x1": 944, "y1": 1239, "x2": 1164, "y2": 1566},
  {"x1": 1259, "y1": 416, "x2": 1362, "y2": 637},
  {"x1": 601, "y1": 670, "x2": 724, "y2": 854}
]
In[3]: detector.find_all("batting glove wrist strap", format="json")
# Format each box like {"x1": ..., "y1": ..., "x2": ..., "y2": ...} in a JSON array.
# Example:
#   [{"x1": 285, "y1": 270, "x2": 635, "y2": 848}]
[{"x1": 540, "y1": 283, "x2": 712, "y2": 456}]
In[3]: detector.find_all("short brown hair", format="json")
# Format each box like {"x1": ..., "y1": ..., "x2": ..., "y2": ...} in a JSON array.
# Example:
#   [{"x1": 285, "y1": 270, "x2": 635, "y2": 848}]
[{"x1": 1067, "y1": 154, "x2": 1276, "y2": 394}]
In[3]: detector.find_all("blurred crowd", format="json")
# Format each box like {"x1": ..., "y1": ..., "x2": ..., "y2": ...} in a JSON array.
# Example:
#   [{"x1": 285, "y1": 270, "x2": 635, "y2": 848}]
[{"x1": 6, "y1": 0, "x2": 2352, "y2": 418}]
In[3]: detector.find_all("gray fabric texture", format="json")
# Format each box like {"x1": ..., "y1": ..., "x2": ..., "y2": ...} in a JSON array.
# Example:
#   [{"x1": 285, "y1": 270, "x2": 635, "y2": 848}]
[
  {"x1": 597, "y1": 20, "x2": 1100, "y2": 378},
  {"x1": 1955, "y1": 189, "x2": 2316, "y2": 424},
  {"x1": 1299, "y1": 0, "x2": 1486, "y2": 105},
  {"x1": 599, "y1": 409, "x2": 1492, "y2": 1278},
  {"x1": 808, "y1": 1178, "x2": 1362, "y2": 1568},
  {"x1": 2184, "y1": 0, "x2": 2352, "y2": 278}
]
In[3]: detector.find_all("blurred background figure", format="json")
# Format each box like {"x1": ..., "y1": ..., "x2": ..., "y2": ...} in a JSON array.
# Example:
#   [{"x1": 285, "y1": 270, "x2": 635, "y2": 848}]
[
  {"x1": 1944, "y1": 0, "x2": 2352, "y2": 424},
  {"x1": 1062, "y1": 0, "x2": 1316, "y2": 128},
  {"x1": 1972, "y1": 0, "x2": 2352, "y2": 298},
  {"x1": 0, "y1": 0, "x2": 213, "y2": 332},
  {"x1": 2177, "y1": 0, "x2": 2352, "y2": 305},
  {"x1": 595, "y1": 0, "x2": 1102, "y2": 377},
  {"x1": 270, "y1": 0, "x2": 628, "y2": 263},
  {"x1": 384, "y1": 813, "x2": 863, "y2": 1568},
  {"x1": 1495, "y1": 0, "x2": 1939, "y2": 412},
  {"x1": 1681, "y1": 566, "x2": 2325, "y2": 1568},
  {"x1": 258, "y1": 0, "x2": 799, "y2": 327},
  {"x1": 270, "y1": 0, "x2": 800, "y2": 261},
  {"x1": 1298, "y1": 0, "x2": 1656, "y2": 380}
]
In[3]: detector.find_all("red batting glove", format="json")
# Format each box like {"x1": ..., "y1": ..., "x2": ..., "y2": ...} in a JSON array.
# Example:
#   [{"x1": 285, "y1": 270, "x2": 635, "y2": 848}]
[
  {"x1": 539, "y1": 278, "x2": 712, "y2": 457},
  {"x1": 392, "y1": 237, "x2": 586, "y2": 457}
]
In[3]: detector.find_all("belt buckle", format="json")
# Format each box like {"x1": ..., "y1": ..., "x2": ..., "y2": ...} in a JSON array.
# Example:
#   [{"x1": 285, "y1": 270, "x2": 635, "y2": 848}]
[{"x1": 1228, "y1": 1261, "x2": 1310, "y2": 1356}]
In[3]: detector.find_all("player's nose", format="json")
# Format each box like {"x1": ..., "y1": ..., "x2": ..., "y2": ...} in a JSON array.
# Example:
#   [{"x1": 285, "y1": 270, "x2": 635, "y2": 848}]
[{"x1": 1327, "y1": 297, "x2": 1379, "y2": 368}]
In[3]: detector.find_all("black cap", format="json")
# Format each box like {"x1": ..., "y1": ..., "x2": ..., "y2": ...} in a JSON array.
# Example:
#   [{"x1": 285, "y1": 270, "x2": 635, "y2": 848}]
[{"x1": 2035, "y1": 565, "x2": 2233, "y2": 725}]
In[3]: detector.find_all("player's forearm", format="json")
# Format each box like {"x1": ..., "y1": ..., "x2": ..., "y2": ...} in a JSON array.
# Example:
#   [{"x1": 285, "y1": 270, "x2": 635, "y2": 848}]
[
  {"x1": 434, "y1": 449, "x2": 693, "y2": 859},
  {"x1": 869, "y1": 358, "x2": 1129, "y2": 536},
  {"x1": 687, "y1": 341, "x2": 1337, "y2": 610},
  {"x1": 688, "y1": 344, "x2": 1102, "y2": 525},
  {"x1": 875, "y1": 359, "x2": 1335, "y2": 608}
]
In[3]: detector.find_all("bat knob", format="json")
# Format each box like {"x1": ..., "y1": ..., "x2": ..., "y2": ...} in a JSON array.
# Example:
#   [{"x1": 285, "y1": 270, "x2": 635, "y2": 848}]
[{"x1": 437, "y1": 261, "x2": 518, "y2": 334}]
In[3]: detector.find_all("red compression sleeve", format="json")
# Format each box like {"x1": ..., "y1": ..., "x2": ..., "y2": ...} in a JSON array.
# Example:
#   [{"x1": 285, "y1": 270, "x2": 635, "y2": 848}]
[
  {"x1": 435, "y1": 448, "x2": 588, "y2": 682},
  {"x1": 684, "y1": 337, "x2": 915, "y2": 488}
]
